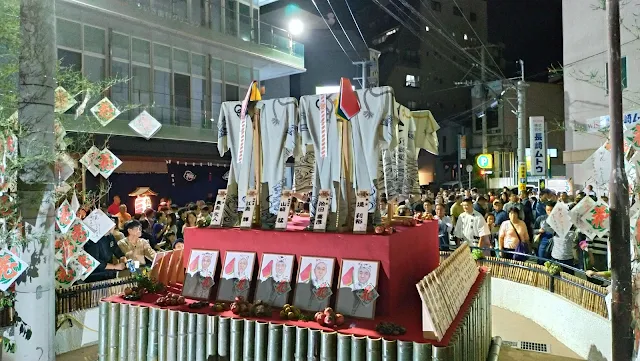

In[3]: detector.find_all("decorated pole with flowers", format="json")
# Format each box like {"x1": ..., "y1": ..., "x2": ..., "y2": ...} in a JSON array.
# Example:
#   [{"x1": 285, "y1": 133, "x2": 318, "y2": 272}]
[{"x1": 15, "y1": 0, "x2": 57, "y2": 360}]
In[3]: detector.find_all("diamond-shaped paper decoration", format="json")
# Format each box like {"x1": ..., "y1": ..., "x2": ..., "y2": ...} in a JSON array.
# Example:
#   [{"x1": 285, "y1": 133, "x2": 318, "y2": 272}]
[
  {"x1": 76, "y1": 250, "x2": 100, "y2": 280},
  {"x1": 581, "y1": 145, "x2": 611, "y2": 196},
  {"x1": 80, "y1": 146, "x2": 101, "y2": 177},
  {"x1": 625, "y1": 124, "x2": 640, "y2": 152},
  {"x1": 66, "y1": 219, "x2": 91, "y2": 248},
  {"x1": 90, "y1": 97, "x2": 120, "y2": 126},
  {"x1": 54, "y1": 120, "x2": 68, "y2": 151},
  {"x1": 0, "y1": 249, "x2": 27, "y2": 292},
  {"x1": 55, "y1": 258, "x2": 85, "y2": 289},
  {"x1": 54, "y1": 233, "x2": 77, "y2": 267},
  {"x1": 55, "y1": 182, "x2": 72, "y2": 196},
  {"x1": 580, "y1": 199, "x2": 610, "y2": 238},
  {"x1": 83, "y1": 208, "x2": 115, "y2": 243},
  {"x1": 0, "y1": 194, "x2": 15, "y2": 218},
  {"x1": 546, "y1": 202, "x2": 573, "y2": 240},
  {"x1": 569, "y1": 195, "x2": 597, "y2": 238},
  {"x1": 54, "y1": 87, "x2": 77, "y2": 114},
  {"x1": 94, "y1": 148, "x2": 122, "y2": 179},
  {"x1": 129, "y1": 111, "x2": 162, "y2": 140},
  {"x1": 71, "y1": 191, "x2": 80, "y2": 214},
  {"x1": 54, "y1": 153, "x2": 75, "y2": 184},
  {"x1": 56, "y1": 200, "x2": 76, "y2": 234}
]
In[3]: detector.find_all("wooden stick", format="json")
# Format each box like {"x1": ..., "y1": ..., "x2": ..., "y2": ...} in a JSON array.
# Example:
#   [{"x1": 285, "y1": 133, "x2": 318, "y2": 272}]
[
  {"x1": 252, "y1": 106, "x2": 262, "y2": 226},
  {"x1": 341, "y1": 119, "x2": 353, "y2": 230}
]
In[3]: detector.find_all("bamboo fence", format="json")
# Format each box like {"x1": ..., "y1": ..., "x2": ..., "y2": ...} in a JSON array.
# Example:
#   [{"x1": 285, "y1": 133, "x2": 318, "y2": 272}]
[{"x1": 55, "y1": 277, "x2": 135, "y2": 315}]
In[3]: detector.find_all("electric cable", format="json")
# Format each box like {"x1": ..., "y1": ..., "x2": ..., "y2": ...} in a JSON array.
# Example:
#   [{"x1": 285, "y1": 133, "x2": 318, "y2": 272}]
[{"x1": 325, "y1": 0, "x2": 364, "y2": 60}]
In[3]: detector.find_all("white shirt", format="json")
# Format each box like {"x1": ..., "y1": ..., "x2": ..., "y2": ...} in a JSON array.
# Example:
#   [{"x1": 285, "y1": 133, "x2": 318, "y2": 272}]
[{"x1": 454, "y1": 211, "x2": 491, "y2": 246}]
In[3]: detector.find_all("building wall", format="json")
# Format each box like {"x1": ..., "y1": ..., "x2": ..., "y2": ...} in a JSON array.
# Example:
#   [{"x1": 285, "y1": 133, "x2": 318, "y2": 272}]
[{"x1": 563, "y1": 0, "x2": 640, "y2": 188}]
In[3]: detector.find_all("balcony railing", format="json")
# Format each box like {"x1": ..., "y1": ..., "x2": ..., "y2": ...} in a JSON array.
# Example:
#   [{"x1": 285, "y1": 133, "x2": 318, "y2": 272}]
[{"x1": 114, "y1": 0, "x2": 304, "y2": 59}]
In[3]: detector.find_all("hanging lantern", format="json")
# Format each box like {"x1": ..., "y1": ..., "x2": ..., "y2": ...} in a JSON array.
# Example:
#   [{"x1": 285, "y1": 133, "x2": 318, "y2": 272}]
[{"x1": 128, "y1": 187, "x2": 158, "y2": 214}]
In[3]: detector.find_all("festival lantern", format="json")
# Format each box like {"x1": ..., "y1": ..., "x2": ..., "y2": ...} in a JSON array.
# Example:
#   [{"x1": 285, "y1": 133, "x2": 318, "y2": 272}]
[{"x1": 129, "y1": 187, "x2": 158, "y2": 214}]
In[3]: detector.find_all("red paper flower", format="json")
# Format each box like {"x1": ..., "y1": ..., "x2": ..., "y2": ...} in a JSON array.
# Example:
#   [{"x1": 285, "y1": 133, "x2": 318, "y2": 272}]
[
  {"x1": 0, "y1": 254, "x2": 19, "y2": 281},
  {"x1": 589, "y1": 205, "x2": 609, "y2": 229},
  {"x1": 360, "y1": 286, "x2": 375, "y2": 303},
  {"x1": 98, "y1": 153, "x2": 114, "y2": 172},
  {"x1": 70, "y1": 223, "x2": 87, "y2": 244},
  {"x1": 59, "y1": 204, "x2": 72, "y2": 226},
  {"x1": 77, "y1": 255, "x2": 91, "y2": 269},
  {"x1": 6, "y1": 136, "x2": 15, "y2": 154},
  {"x1": 201, "y1": 277, "x2": 212, "y2": 288},
  {"x1": 275, "y1": 280, "x2": 289, "y2": 294}
]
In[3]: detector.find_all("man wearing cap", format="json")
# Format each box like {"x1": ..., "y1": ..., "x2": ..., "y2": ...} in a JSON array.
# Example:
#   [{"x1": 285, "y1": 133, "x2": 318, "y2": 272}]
[
  {"x1": 492, "y1": 200, "x2": 508, "y2": 226},
  {"x1": 454, "y1": 198, "x2": 491, "y2": 249}
]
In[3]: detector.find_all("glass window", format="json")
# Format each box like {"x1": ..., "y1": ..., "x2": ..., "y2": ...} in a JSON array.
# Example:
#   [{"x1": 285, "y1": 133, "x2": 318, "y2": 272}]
[
  {"x1": 470, "y1": 12, "x2": 477, "y2": 22},
  {"x1": 154, "y1": 44, "x2": 171, "y2": 69},
  {"x1": 58, "y1": 49, "x2": 82, "y2": 72},
  {"x1": 238, "y1": 87, "x2": 247, "y2": 101},
  {"x1": 132, "y1": 38, "x2": 151, "y2": 64},
  {"x1": 174, "y1": 73, "x2": 191, "y2": 126},
  {"x1": 253, "y1": 8, "x2": 259, "y2": 43},
  {"x1": 192, "y1": 54, "x2": 206, "y2": 77},
  {"x1": 84, "y1": 26, "x2": 105, "y2": 54},
  {"x1": 211, "y1": 0, "x2": 222, "y2": 32},
  {"x1": 225, "y1": 84, "x2": 239, "y2": 101},
  {"x1": 154, "y1": 70, "x2": 172, "y2": 124},
  {"x1": 453, "y1": 6, "x2": 463, "y2": 16},
  {"x1": 239, "y1": 3, "x2": 251, "y2": 42},
  {"x1": 405, "y1": 74, "x2": 419, "y2": 88},
  {"x1": 253, "y1": 69, "x2": 260, "y2": 83},
  {"x1": 132, "y1": 65, "x2": 152, "y2": 106},
  {"x1": 431, "y1": 1, "x2": 441, "y2": 12},
  {"x1": 238, "y1": 65, "x2": 251, "y2": 85},
  {"x1": 173, "y1": 48, "x2": 189, "y2": 73},
  {"x1": 174, "y1": 0, "x2": 188, "y2": 20},
  {"x1": 57, "y1": 18, "x2": 82, "y2": 50},
  {"x1": 112, "y1": 33, "x2": 130, "y2": 60},
  {"x1": 83, "y1": 55, "x2": 105, "y2": 82},
  {"x1": 191, "y1": 78, "x2": 207, "y2": 128},
  {"x1": 211, "y1": 58, "x2": 223, "y2": 80},
  {"x1": 226, "y1": 0, "x2": 238, "y2": 37},
  {"x1": 212, "y1": 81, "x2": 222, "y2": 113},
  {"x1": 111, "y1": 61, "x2": 130, "y2": 107},
  {"x1": 225, "y1": 62, "x2": 238, "y2": 83},
  {"x1": 192, "y1": 0, "x2": 206, "y2": 26}
]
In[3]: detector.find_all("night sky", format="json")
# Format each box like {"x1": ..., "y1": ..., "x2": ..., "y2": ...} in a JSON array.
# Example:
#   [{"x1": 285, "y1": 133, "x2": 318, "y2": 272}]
[{"x1": 488, "y1": 0, "x2": 563, "y2": 82}]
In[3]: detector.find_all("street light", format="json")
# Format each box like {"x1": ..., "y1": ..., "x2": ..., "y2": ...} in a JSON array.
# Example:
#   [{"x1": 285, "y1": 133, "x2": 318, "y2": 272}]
[{"x1": 289, "y1": 19, "x2": 304, "y2": 36}]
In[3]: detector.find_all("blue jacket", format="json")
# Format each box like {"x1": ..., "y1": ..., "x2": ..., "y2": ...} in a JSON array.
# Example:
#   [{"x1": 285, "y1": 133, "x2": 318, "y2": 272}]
[
  {"x1": 493, "y1": 210, "x2": 508, "y2": 226},
  {"x1": 534, "y1": 200, "x2": 546, "y2": 220}
]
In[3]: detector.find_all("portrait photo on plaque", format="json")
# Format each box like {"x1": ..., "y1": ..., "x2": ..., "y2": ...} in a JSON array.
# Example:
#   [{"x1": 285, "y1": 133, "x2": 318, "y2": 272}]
[
  {"x1": 181, "y1": 249, "x2": 219, "y2": 301},
  {"x1": 254, "y1": 253, "x2": 295, "y2": 307},
  {"x1": 335, "y1": 259, "x2": 380, "y2": 319},
  {"x1": 217, "y1": 251, "x2": 256, "y2": 302},
  {"x1": 292, "y1": 256, "x2": 335, "y2": 311}
]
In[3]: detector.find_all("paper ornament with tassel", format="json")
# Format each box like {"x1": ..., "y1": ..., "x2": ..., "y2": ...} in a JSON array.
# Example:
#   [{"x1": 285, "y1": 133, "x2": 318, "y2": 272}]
[{"x1": 335, "y1": 78, "x2": 360, "y2": 122}]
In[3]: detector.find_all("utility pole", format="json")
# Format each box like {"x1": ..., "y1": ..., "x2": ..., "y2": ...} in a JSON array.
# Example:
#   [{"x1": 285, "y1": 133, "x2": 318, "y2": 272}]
[
  {"x1": 606, "y1": 0, "x2": 633, "y2": 359},
  {"x1": 481, "y1": 49, "x2": 488, "y2": 153},
  {"x1": 516, "y1": 60, "x2": 528, "y2": 193},
  {"x1": 16, "y1": 0, "x2": 56, "y2": 360}
]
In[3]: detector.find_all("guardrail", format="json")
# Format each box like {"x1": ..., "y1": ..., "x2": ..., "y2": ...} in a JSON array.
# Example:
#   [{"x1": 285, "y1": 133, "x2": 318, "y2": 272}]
[
  {"x1": 440, "y1": 247, "x2": 610, "y2": 318},
  {"x1": 55, "y1": 277, "x2": 136, "y2": 315}
]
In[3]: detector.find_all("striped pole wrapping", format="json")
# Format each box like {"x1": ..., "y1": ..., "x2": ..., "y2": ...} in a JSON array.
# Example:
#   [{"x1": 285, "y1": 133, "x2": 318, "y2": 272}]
[
  {"x1": 307, "y1": 328, "x2": 321, "y2": 361},
  {"x1": 147, "y1": 307, "x2": 159, "y2": 361},
  {"x1": 242, "y1": 319, "x2": 255, "y2": 361},
  {"x1": 218, "y1": 317, "x2": 230, "y2": 360},
  {"x1": 186, "y1": 313, "x2": 197, "y2": 361},
  {"x1": 177, "y1": 312, "x2": 188, "y2": 361},
  {"x1": 351, "y1": 337, "x2": 366, "y2": 361},
  {"x1": 366, "y1": 338, "x2": 381, "y2": 361},
  {"x1": 282, "y1": 324, "x2": 296, "y2": 361},
  {"x1": 166, "y1": 310, "x2": 178, "y2": 361},
  {"x1": 98, "y1": 302, "x2": 109, "y2": 361},
  {"x1": 381, "y1": 339, "x2": 396, "y2": 361},
  {"x1": 230, "y1": 318, "x2": 244, "y2": 361},
  {"x1": 319, "y1": 331, "x2": 336, "y2": 361},
  {"x1": 128, "y1": 306, "x2": 138, "y2": 361},
  {"x1": 118, "y1": 303, "x2": 129, "y2": 361},
  {"x1": 254, "y1": 322, "x2": 268, "y2": 361},
  {"x1": 206, "y1": 315, "x2": 218, "y2": 359},
  {"x1": 195, "y1": 314, "x2": 207, "y2": 361},
  {"x1": 396, "y1": 341, "x2": 412, "y2": 361},
  {"x1": 108, "y1": 302, "x2": 120, "y2": 361},
  {"x1": 336, "y1": 333, "x2": 351, "y2": 361},
  {"x1": 267, "y1": 323, "x2": 283, "y2": 361},
  {"x1": 158, "y1": 309, "x2": 168, "y2": 361},
  {"x1": 137, "y1": 306, "x2": 149, "y2": 361}
]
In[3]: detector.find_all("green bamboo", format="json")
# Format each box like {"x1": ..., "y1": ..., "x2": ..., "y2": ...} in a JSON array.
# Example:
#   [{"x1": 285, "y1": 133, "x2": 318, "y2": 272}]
[
  {"x1": 108, "y1": 302, "x2": 120, "y2": 361},
  {"x1": 177, "y1": 312, "x2": 188, "y2": 361},
  {"x1": 432, "y1": 345, "x2": 453, "y2": 361},
  {"x1": 336, "y1": 334, "x2": 351, "y2": 361},
  {"x1": 294, "y1": 327, "x2": 308, "y2": 361},
  {"x1": 282, "y1": 324, "x2": 296, "y2": 361},
  {"x1": 411, "y1": 343, "x2": 431, "y2": 361},
  {"x1": 207, "y1": 315, "x2": 219, "y2": 359},
  {"x1": 243, "y1": 319, "x2": 255, "y2": 361},
  {"x1": 366, "y1": 338, "x2": 381, "y2": 361},
  {"x1": 158, "y1": 309, "x2": 168, "y2": 361},
  {"x1": 320, "y1": 331, "x2": 337, "y2": 361},
  {"x1": 267, "y1": 323, "x2": 283, "y2": 361},
  {"x1": 196, "y1": 314, "x2": 207, "y2": 361},
  {"x1": 395, "y1": 341, "x2": 412, "y2": 361},
  {"x1": 99, "y1": 302, "x2": 109, "y2": 361},
  {"x1": 137, "y1": 306, "x2": 149, "y2": 361},
  {"x1": 218, "y1": 317, "x2": 231, "y2": 360},
  {"x1": 187, "y1": 313, "x2": 197, "y2": 361},
  {"x1": 381, "y1": 339, "x2": 396, "y2": 361},
  {"x1": 350, "y1": 336, "x2": 365, "y2": 361},
  {"x1": 254, "y1": 322, "x2": 268, "y2": 361},
  {"x1": 148, "y1": 308, "x2": 159, "y2": 361},
  {"x1": 230, "y1": 318, "x2": 244, "y2": 361},
  {"x1": 166, "y1": 310, "x2": 178, "y2": 361},
  {"x1": 119, "y1": 303, "x2": 130, "y2": 361},
  {"x1": 129, "y1": 305, "x2": 139, "y2": 361},
  {"x1": 307, "y1": 328, "x2": 321, "y2": 361}
]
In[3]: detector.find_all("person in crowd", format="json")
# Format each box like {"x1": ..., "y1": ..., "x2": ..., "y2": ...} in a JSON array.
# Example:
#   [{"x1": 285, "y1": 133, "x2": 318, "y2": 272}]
[
  {"x1": 117, "y1": 220, "x2": 156, "y2": 267},
  {"x1": 163, "y1": 231, "x2": 177, "y2": 251},
  {"x1": 172, "y1": 238, "x2": 185, "y2": 250},
  {"x1": 424, "y1": 199, "x2": 436, "y2": 216},
  {"x1": 492, "y1": 199, "x2": 508, "y2": 226},
  {"x1": 534, "y1": 202, "x2": 555, "y2": 264},
  {"x1": 435, "y1": 204, "x2": 453, "y2": 250},
  {"x1": 166, "y1": 213, "x2": 178, "y2": 235},
  {"x1": 199, "y1": 206, "x2": 211, "y2": 220},
  {"x1": 551, "y1": 227, "x2": 577, "y2": 275},
  {"x1": 499, "y1": 192, "x2": 510, "y2": 205},
  {"x1": 298, "y1": 202, "x2": 310, "y2": 217},
  {"x1": 585, "y1": 184, "x2": 596, "y2": 197},
  {"x1": 169, "y1": 204, "x2": 179, "y2": 214},
  {"x1": 453, "y1": 198, "x2": 491, "y2": 248},
  {"x1": 83, "y1": 224, "x2": 127, "y2": 282},
  {"x1": 153, "y1": 211, "x2": 169, "y2": 247},
  {"x1": 450, "y1": 195, "x2": 464, "y2": 225},
  {"x1": 139, "y1": 219, "x2": 156, "y2": 248},
  {"x1": 144, "y1": 208, "x2": 156, "y2": 228},
  {"x1": 498, "y1": 208, "x2": 530, "y2": 259},
  {"x1": 587, "y1": 234, "x2": 609, "y2": 274},
  {"x1": 485, "y1": 213, "x2": 500, "y2": 252},
  {"x1": 176, "y1": 208, "x2": 187, "y2": 239},
  {"x1": 183, "y1": 211, "x2": 198, "y2": 234},
  {"x1": 116, "y1": 204, "x2": 131, "y2": 230},
  {"x1": 559, "y1": 192, "x2": 570, "y2": 204},
  {"x1": 107, "y1": 195, "x2": 121, "y2": 216},
  {"x1": 473, "y1": 196, "x2": 488, "y2": 217},
  {"x1": 157, "y1": 198, "x2": 167, "y2": 212},
  {"x1": 435, "y1": 195, "x2": 445, "y2": 207},
  {"x1": 446, "y1": 194, "x2": 456, "y2": 216},
  {"x1": 397, "y1": 205, "x2": 411, "y2": 216},
  {"x1": 133, "y1": 213, "x2": 143, "y2": 221},
  {"x1": 379, "y1": 198, "x2": 388, "y2": 217},
  {"x1": 534, "y1": 190, "x2": 549, "y2": 220},
  {"x1": 519, "y1": 192, "x2": 535, "y2": 236},
  {"x1": 205, "y1": 192, "x2": 215, "y2": 204}
]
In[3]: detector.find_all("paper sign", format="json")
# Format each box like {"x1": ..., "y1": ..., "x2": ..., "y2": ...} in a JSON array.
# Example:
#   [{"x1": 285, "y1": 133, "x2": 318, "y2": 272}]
[
  {"x1": 353, "y1": 189, "x2": 370, "y2": 234},
  {"x1": 56, "y1": 200, "x2": 76, "y2": 234},
  {"x1": 94, "y1": 148, "x2": 122, "y2": 179},
  {"x1": 313, "y1": 190, "x2": 331, "y2": 232},
  {"x1": 129, "y1": 110, "x2": 162, "y2": 140},
  {"x1": 274, "y1": 190, "x2": 293, "y2": 230},
  {"x1": 581, "y1": 199, "x2": 610, "y2": 238},
  {"x1": 83, "y1": 209, "x2": 116, "y2": 243},
  {"x1": 54, "y1": 87, "x2": 77, "y2": 114},
  {"x1": 529, "y1": 116, "x2": 547, "y2": 176},
  {"x1": 90, "y1": 97, "x2": 121, "y2": 126},
  {"x1": 546, "y1": 202, "x2": 573, "y2": 239},
  {"x1": 80, "y1": 146, "x2": 101, "y2": 177},
  {"x1": 210, "y1": 189, "x2": 228, "y2": 228},
  {"x1": 67, "y1": 219, "x2": 91, "y2": 248},
  {"x1": 240, "y1": 189, "x2": 257, "y2": 229},
  {"x1": 569, "y1": 196, "x2": 598, "y2": 238},
  {"x1": 0, "y1": 249, "x2": 27, "y2": 291}
]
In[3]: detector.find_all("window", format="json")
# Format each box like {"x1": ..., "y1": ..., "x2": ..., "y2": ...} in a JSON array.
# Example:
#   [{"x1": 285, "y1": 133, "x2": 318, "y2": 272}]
[
  {"x1": 225, "y1": 84, "x2": 239, "y2": 101},
  {"x1": 57, "y1": 19, "x2": 82, "y2": 50},
  {"x1": 132, "y1": 65, "x2": 151, "y2": 107},
  {"x1": 470, "y1": 12, "x2": 477, "y2": 22},
  {"x1": 453, "y1": 6, "x2": 463, "y2": 16},
  {"x1": 192, "y1": 53, "x2": 206, "y2": 77},
  {"x1": 211, "y1": 58, "x2": 223, "y2": 80},
  {"x1": 605, "y1": 56, "x2": 628, "y2": 92},
  {"x1": 173, "y1": 49, "x2": 189, "y2": 73},
  {"x1": 239, "y1": 3, "x2": 251, "y2": 42},
  {"x1": 192, "y1": 0, "x2": 206, "y2": 26},
  {"x1": 405, "y1": 74, "x2": 419, "y2": 88},
  {"x1": 253, "y1": 9, "x2": 259, "y2": 44},
  {"x1": 153, "y1": 44, "x2": 171, "y2": 69},
  {"x1": 225, "y1": 62, "x2": 238, "y2": 83},
  {"x1": 58, "y1": 49, "x2": 81, "y2": 71},
  {"x1": 239, "y1": 65, "x2": 252, "y2": 85},
  {"x1": 111, "y1": 61, "x2": 129, "y2": 106},
  {"x1": 112, "y1": 33, "x2": 130, "y2": 60},
  {"x1": 226, "y1": 0, "x2": 238, "y2": 37},
  {"x1": 431, "y1": 1, "x2": 441, "y2": 12},
  {"x1": 153, "y1": 70, "x2": 171, "y2": 124},
  {"x1": 210, "y1": 0, "x2": 222, "y2": 32},
  {"x1": 174, "y1": 0, "x2": 188, "y2": 19},
  {"x1": 191, "y1": 77, "x2": 207, "y2": 128},
  {"x1": 407, "y1": 101, "x2": 417, "y2": 110},
  {"x1": 132, "y1": 38, "x2": 150, "y2": 64},
  {"x1": 212, "y1": 81, "x2": 223, "y2": 123},
  {"x1": 84, "y1": 26, "x2": 105, "y2": 54},
  {"x1": 83, "y1": 55, "x2": 104, "y2": 82},
  {"x1": 174, "y1": 73, "x2": 191, "y2": 126}
]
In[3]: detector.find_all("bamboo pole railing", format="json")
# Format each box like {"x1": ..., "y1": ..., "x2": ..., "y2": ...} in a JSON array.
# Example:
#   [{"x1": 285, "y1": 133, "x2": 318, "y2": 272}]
[{"x1": 55, "y1": 277, "x2": 136, "y2": 315}]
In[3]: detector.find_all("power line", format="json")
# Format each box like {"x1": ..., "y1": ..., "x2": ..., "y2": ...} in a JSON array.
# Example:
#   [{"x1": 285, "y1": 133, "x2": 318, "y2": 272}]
[
  {"x1": 344, "y1": 0, "x2": 368, "y2": 48},
  {"x1": 311, "y1": 0, "x2": 355, "y2": 63},
  {"x1": 325, "y1": 0, "x2": 364, "y2": 60}
]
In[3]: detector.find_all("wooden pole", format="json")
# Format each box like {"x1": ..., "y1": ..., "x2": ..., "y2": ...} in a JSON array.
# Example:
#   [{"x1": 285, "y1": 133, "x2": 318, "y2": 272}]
[
  {"x1": 606, "y1": 0, "x2": 633, "y2": 359},
  {"x1": 340, "y1": 119, "x2": 353, "y2": 230},
  {"x1": 251, "y1": 105, "x2": 262, "y2": 226}
]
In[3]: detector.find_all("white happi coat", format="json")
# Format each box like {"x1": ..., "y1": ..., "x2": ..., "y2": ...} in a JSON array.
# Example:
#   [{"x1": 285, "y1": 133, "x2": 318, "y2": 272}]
[
  {"x1": 257, "y1": 98, "x2": 298, "y2": 215},
  {"x1": 217, "y1": 101, "x2": 255, "y2": 211}
]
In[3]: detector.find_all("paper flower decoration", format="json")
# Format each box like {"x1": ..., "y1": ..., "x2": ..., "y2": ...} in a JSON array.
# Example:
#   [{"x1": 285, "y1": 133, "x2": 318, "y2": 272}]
[
  {"x1": 90, "y1": 97, "x2": 120, "y2": 126},
  {"x1": 129, "y1": 111, "x2": 162, "y2": 140},
  {"x1": 54, "y1": 87, "x2": 77, "y2": 114},
  {"x1": 94, "y1": 148, "x2": 122, "y2": 179},
  {"x1": 80, "y1": 146, "x2": 101, "y2": 177},
  {"x1": 56, "y1": 200, "x2": 76, "y2": 234},
  {"x1": 0, "y1": 249, "x2": 27, "y2": 291}
]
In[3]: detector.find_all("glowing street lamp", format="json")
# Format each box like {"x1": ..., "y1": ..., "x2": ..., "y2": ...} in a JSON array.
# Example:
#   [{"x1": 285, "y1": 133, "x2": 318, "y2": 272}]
[{"x1": 288, "y1": 19, "x2": 304, "y2": 36}]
